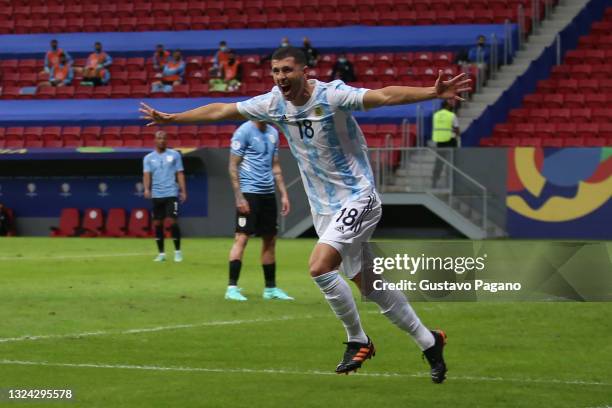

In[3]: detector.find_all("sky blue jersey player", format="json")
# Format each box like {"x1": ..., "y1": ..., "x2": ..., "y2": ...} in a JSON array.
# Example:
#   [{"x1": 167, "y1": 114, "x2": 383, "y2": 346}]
[
  {"x1": 140, "y1": 47, "x2": 471, "y2": 381},
  {"x1": 143, "y1": 130, "x2": 187, "y2": 263},
  {"x1": 226, "y1": 121, "x2": 292, "y2": 302}
]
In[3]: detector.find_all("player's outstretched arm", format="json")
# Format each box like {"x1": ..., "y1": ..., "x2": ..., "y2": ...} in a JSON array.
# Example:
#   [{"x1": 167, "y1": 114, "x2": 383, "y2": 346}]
[
  {"x1": 139, "y1": 102, "x2": 246, "y2": 126},
  {"x1": 363, "y1": 71, "x2": 472, "y2": 110}
]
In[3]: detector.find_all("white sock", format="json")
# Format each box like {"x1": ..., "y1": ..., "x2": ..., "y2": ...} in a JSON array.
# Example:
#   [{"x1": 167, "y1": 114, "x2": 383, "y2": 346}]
[
  {"x1": 367, "y1": 287, "x2": 435, "y2": 350},
  {"x1": 313, "y1": 271, "x2": 368, "y2": 344}
]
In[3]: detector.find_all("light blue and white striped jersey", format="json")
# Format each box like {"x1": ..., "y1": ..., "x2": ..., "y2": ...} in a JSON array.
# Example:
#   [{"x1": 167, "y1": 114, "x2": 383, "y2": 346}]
[
  {"x1": 237, "y1": 79, "x2": 375, "y2": 215},
  {"x1": 143, "y1": 148, "x2": 184, "y2": 198},
  {"x1": 231, "y1": 121, "x2": 279, "y2": 194}
]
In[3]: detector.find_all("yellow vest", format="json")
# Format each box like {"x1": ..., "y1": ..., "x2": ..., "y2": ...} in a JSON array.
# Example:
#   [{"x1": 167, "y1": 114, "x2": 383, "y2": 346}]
[{"x1": 432, "y1": 109, "x2": 456, "y2": 143}]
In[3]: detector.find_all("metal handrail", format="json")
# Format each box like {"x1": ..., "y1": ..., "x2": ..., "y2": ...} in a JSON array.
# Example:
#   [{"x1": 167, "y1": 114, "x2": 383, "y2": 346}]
[
  {"x1": 518, "y1": 4, "x2": 525, "y2": 49},
  {"x1": 369, "y1": 147, "x2": 489, "y2": 232}
]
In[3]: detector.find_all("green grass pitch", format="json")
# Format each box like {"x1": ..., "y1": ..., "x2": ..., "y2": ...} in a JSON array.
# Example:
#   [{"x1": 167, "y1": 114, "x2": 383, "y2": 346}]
[{"x1": 0, "y1": 237, "x2": 610, "y2": 407}]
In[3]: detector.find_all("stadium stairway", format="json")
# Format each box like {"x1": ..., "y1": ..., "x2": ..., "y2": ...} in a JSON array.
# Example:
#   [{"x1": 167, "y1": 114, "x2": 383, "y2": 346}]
[
  {"x1": 458, "y1": 0, "x2": 590, "y2": 143},
  {"x1": 483, "y1": 4, "x2": 612, "y2": 147}
]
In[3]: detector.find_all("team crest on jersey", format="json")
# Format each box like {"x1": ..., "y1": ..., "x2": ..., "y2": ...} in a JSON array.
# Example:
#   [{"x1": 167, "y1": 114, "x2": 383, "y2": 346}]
[
  {"x1": 314, "y1": 106, "x2": 324, "y2": 116},
  {"x1": 238, "y1": 216, "x2": 247, "y2": 227},
  {"x1": 231, "y1": 140, "x2": 241, "y2": 150},
  {"x1": 166, "y1": 155, "x2": 173, "y2": 162},
  {"x1": 268, "y1": 134, "x2": 276, "y2": 143}
]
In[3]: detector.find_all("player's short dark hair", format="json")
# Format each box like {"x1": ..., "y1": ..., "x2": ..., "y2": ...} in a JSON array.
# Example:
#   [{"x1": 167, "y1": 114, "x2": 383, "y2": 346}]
[{"x1": 271, "y1": 46, "x2": 307, "y2": 66}]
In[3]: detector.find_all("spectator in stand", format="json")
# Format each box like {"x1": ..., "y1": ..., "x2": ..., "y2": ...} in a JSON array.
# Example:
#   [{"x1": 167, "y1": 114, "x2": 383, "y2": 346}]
[
  {"x1": 222, "y1": 52, "x2": 243, "y2": 92},
  {"x1": 210, "y1": 51, "x2": 242, "y2": 92},
  {"x1": 301, "y1": 37, "x2": 320, "y2": 67},
  {"x1": 0, "y1": 202, "x2": 14, "y2": 236},
  {"x1": 42, "y1": 39, "x2": 72, "y2": 75},
  {"x1": 330, "y1": 53, "x2": 356, "y2": 83},
  {"x1": 431, "y1": 100, "x2": 460, "y2": 188},
  {"x1": 210, "y1": 41, "x2": 231, "y2": 77},
  {"x1": 81, "y1": 42, "x2": 112, "y2": 86},
  {"x1": 39, "y1": 53, "x2": 74, "y2": 87},
  {"x1": 468, "y1": 35, "x2": 490, "y2": 67},
  {"x1": 153, "y1": 44, "x2": 170, "y2": 72},
  {"x1": 280, "y1": 37, "x2": 290, "y2": 48},
  {"x1": 152, "y1": 50, "x2": 186, "y2": 92}
]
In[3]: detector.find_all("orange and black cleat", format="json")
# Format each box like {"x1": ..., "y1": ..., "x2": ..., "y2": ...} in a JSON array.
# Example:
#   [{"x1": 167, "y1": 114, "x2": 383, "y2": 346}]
[
  {"x1": 423, "y1": 329, "x2": 447, "y2": 384},
  {"x1": 335, "y1": 337, "x2": 376, "y2": 375}
]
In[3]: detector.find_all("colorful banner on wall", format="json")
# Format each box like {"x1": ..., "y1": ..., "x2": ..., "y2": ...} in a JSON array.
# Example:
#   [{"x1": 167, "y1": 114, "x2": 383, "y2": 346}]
[
  {"x1": 0, "y1": 175, "x2": 207, "y2": 217},
  {"x1": 506, "y1": 147, "x2": 611, "y2": 239}
]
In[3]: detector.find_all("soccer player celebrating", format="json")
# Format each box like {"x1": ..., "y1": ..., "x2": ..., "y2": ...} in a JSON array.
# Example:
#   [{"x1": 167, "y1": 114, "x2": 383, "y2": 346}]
[
  {"x1": 143, "y1": 130, "x2": 187, "y2": 262},
  {"x1": 140, "y1": 47, "x2": 471, "y2": 382},
  {"x1": 226, "y1": 120, "x2": 293, "y2": 301}
]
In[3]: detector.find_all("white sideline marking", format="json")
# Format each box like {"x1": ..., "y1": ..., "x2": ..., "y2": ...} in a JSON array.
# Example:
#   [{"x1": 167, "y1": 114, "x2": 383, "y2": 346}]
[
  {"x1": 0, "y1": 315, "x2": 312, "y2": 344},
  {"x1": 0, "y1": 360, "x2": 609, "y2": 387},
  {"x1": 0, "y1": 252, "x2": 150, "y2": 261}
]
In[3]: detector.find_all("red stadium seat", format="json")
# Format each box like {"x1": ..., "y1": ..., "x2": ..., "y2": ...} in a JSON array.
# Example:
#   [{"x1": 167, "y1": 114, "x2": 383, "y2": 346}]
[
  {"x1": 24, "y1": 127, "x2": 43, "y2": 141},
  {"x1": 556, "y1": 123, "x2": 577, "y2": 139},
  {"x1": 571, "y1": 108, "x2": 591, "y2": 123},
  {"x1": 514, "y1": 123, "x2": 535, "y2": 138},
  {"x1": 520, "y1": 137, "x2": 542, "y2": 147},
  {"x1": 104, "y1": 208, "x2": 128, "y2": 237},
  {"x1": 584, "y1": 137, "x2": 606, "y2": 147},
  {"x1": 55, "y1": 86, "x2": 75, "y2": 98},
  {"x1": 508, "y1": 108, "x2": 529, "y2": 123},
  {"x1": 499, "y1": 137, "x2": 520, "y2": 147},
  {"x1": 178, "y1": 125, "x2": 198, "y2": 139},
  {"x1": 523, "y1": 94, "x2": 544, "y2": 108},
  {"x1": 124, "y1": 139, "x2": 144, "y2": 148},
  {"x1": 535, "y1": 123, "x2": 556, "y2": 137},
  {"x1": 62, "y1": 126, "x2": 81, "y2": 139},
  {"x1": 541, "y1": 137, "x2": 563, "y2": 147},
  {"x1": 92, "y1": 87, "x2": 111, "y2": 99},
  {"x1": 25, "y1": 139, "x2": 43, "y2": 148},
  {"x1": 549, "y1": 108, "x2": 571, "y2": 123},
  {"x1": 563, "y1": 136, "x2": 585, "y2": 147},
  {"x1": 576, "y1": 123, "x2": 599, "y2": 138},
  {"x1": 584, "y1": 93, "x2": 606, "y2": 108},
  {"x1": 75, "y1": 86, "x2": 93, "y2": 99},
  {"x1": 121, "y1": 126, "x2": 141, "y2": 140},
  {"x1": 128, "y1": 208, "x2": 152, "y2": 237},
  {"x1": 529, "y1": 108, "x2": 549, "y2": 122},
  {"x1": 51, "y1": 208, "x2": 80, "y2": 237},
  {"x1": 592, "y1": 108, "x2": 612, "y2": 122}
]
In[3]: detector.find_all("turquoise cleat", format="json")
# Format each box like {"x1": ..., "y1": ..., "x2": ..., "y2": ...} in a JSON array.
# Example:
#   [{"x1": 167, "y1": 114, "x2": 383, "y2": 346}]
[
  {"x1": 174, "y1": 250, "x2": 183, "y2": 263},
  {"x1": 153, "y1": 253, "x2": 166, "y2": 262},
  {"x1": 263, "y1": 287, "x2": 294, "y2": 300},
  {"x1": 225, "y1": 286, "x2": 248, "y2": 301}
]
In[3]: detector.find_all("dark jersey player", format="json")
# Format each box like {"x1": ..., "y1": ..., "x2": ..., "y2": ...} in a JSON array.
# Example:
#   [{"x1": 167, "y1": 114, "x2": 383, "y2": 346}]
[{"x1": 143, "y1": 130, "x2": 187, "y2": 262}]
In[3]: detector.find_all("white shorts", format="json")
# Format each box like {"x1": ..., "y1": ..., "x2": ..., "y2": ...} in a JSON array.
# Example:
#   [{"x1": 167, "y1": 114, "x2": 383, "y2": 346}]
[{"x1": 313, "y1": 192, "x2": 382, "y2": 279}]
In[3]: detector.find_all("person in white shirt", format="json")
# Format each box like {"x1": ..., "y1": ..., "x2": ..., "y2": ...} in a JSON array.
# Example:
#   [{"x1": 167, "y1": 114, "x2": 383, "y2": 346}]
[{"x1": 140, "y1": 47, "x2": 471, "y2": 382}]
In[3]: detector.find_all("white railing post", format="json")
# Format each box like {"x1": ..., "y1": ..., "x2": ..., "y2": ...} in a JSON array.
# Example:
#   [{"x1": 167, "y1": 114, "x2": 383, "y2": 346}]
[
  {"x1": 490, "y1": 33, "x2": 497, "y2": 79},
  {"x1": 504, "y1": 19, "x2": 511, "y2": 65},
  {"x1": 415, "y1": 104, "x2": 422, "y2": 147},
  {"x1": 556, "y1": 34, "x2": 561, "y2": 65},
  {"x1": 518, "y1": 4, "x2": 525, "y2": 49}
]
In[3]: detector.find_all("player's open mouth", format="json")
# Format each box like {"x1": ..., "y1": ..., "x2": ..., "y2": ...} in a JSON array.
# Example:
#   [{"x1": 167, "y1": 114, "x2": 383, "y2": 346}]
[{"x1": 279, "y1": 83, "x2": 291, "y2": 95}]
